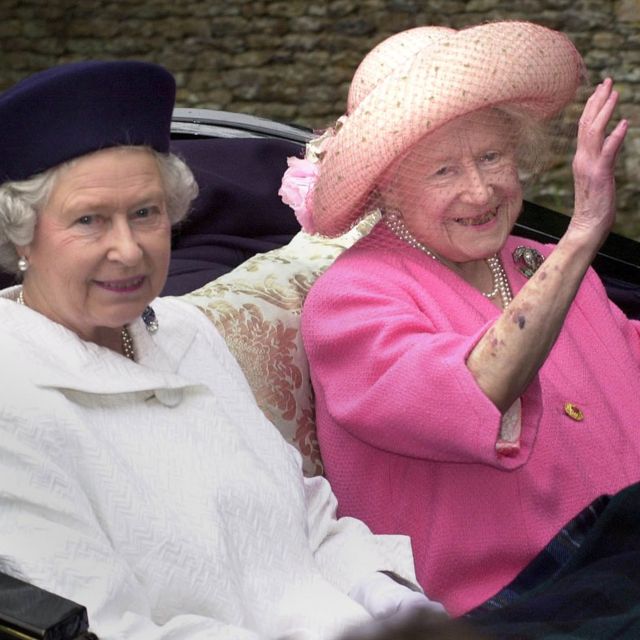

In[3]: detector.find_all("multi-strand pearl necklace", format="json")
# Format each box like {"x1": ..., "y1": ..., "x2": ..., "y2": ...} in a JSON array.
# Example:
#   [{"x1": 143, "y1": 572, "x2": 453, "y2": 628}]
[
  {"x1": 384, "y1": 212, "x2": 513, "y2": 309},
  {"x1": 482, "y1": 256, "x2": 513, "y2": 309},
  {"x1": 120, "y1": 326, "x2": 136, "y2": 361},
  {"x1": 16, "y1": 287, "x2": 137, "y2": 361}
]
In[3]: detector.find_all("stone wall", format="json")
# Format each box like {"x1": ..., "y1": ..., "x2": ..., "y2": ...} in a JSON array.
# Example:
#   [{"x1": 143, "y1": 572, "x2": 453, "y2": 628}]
[{"x1": 2, "y1": 0, "x2": 639, "y2": 237}]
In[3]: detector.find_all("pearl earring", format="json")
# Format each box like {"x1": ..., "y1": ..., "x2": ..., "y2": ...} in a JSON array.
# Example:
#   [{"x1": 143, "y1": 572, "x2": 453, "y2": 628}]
[{"x1": 17, "y1": 256, "x2": 29, "y2": 272}]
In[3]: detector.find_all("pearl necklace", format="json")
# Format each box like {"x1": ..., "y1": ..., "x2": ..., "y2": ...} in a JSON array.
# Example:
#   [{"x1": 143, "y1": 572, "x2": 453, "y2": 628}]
[
  {"x1": 384, "y1": 212, "x2": 513, "y2": 309},
  {"x1": 121, "y1": 326, "x2": 135, "y2": 361},
  {"x1": 17, "y1": 287, "x2": 136, "y2": 360}
]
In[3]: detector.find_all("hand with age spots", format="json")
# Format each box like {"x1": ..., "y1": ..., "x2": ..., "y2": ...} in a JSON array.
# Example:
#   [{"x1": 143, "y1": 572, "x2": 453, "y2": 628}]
[{"x1": 569, "y1": 78, "x2": 628, "y2": 249}]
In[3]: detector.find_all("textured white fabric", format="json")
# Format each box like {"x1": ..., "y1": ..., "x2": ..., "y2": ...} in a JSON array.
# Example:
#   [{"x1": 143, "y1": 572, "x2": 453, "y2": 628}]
[
  {"x1": 348, "y1": 572, "x2": 446, "y2": 619},
  {"x1": 0, "y1": 288, "x2": 417, "y2": 640}
]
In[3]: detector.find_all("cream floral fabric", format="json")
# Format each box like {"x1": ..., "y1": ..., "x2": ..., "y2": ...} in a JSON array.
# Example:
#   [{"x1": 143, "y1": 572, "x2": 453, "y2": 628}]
[{"x1": 181, "y1": 213, "x2": 380, "y2": 476}]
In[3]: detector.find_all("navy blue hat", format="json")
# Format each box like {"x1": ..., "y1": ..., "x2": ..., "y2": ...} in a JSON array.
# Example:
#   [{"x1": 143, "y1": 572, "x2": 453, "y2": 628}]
[{"x1": 0, "y1": 60, "x2": 176, "y2": 183}]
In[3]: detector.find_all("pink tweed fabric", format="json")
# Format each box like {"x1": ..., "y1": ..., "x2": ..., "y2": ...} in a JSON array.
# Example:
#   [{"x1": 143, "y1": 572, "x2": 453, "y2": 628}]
[{"x1": 302, "y1": 224, "x2": 640, "y2": 615}]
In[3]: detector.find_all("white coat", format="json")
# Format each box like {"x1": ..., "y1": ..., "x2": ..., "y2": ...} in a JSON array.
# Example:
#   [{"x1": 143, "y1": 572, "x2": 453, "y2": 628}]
[{"x1": 0, "y1": 289, "x2": 416, "y2": 640}]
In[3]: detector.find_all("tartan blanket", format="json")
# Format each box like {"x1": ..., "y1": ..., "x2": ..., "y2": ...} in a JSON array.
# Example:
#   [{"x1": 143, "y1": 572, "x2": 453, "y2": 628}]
[{"x1": 466, "y1": 481, "x2": 640, "y2": 639}]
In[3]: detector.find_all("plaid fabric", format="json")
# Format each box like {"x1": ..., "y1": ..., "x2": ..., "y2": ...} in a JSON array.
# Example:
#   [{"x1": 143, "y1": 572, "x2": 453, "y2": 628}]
[{"x1": 466, "y1": 481, "x2": 640, "y2": 639}]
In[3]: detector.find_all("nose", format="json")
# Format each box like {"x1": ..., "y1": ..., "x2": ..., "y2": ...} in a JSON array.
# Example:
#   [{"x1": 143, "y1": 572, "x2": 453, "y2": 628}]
[
  {"x1": 106, "y1": 219, "x2": 143, "y2": 265},
  {"x1": 459, "y1": 164, "x2": 493, "y2": 205}
]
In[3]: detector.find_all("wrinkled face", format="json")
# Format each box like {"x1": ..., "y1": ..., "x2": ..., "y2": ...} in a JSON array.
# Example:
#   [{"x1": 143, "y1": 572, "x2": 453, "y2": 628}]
[
  {"x1": 20, "y1": 147, "x2": 171, "y2": 342},
  {"x1": 381, "y1": 109, "x2": 523, "y2": 265}
]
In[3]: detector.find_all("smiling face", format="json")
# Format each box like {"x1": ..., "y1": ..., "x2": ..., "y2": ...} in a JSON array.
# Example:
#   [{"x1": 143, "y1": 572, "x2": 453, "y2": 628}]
[
  {"x1": 380, "y1": 109, "x2": 523, "y2": 267},
  {"x1": 19, "y1": 146, "x2": 171, "y2": 344}
]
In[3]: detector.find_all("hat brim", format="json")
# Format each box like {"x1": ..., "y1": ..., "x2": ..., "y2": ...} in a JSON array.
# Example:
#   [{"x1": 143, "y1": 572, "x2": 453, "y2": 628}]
[{"x1": 312, "y1": 21, "x2": 585, "y2": 237}]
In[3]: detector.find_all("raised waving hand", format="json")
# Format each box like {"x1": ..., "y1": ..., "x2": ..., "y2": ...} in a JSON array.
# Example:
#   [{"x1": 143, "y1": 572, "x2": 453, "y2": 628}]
[{"x1": 569, "y1": 77, "x2": 628, "y2": 249}]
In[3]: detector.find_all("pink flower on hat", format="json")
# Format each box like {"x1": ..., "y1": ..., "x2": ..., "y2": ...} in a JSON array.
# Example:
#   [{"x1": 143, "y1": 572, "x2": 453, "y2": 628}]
[{"x1": 279, "y1": 156, "x2": 319, "y2": 234}]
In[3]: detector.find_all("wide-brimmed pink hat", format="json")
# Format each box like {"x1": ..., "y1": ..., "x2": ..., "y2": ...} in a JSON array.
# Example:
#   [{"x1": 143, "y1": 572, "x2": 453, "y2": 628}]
[{"x1": 307, "y1": 21, "x2": 585, "y2": 237}]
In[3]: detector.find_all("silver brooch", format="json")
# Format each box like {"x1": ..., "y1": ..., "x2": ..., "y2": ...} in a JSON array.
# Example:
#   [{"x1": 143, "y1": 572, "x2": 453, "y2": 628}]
[
  {"x1": 512, "y1": 246, "x2": 545, "y2": 278},
  {"x1": 142, "y1": 306, "x2": 159, "y2": 333}
]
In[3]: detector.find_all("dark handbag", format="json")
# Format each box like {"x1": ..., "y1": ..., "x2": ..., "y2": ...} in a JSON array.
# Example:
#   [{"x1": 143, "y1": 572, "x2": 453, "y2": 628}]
[{"x1": 0, "y1": 571, "x2": 94, "y2": 640}]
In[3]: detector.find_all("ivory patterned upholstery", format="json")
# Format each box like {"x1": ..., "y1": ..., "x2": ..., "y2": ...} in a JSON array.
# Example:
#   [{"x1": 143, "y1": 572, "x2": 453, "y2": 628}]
[{"x1": 180, "y1": 215, "x2": 378, "y2": 476}]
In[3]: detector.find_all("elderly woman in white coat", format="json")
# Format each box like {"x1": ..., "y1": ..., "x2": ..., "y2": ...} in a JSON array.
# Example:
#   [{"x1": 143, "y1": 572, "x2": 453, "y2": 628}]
[{"x1": 0, "y1": 61, "x2": 440, "y2": 640}]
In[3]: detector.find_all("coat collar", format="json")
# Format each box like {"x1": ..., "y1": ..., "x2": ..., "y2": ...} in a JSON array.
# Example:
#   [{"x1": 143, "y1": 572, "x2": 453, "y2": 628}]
[{"x1": 0, "y1": 289, "x2": 202, "y2": 400}]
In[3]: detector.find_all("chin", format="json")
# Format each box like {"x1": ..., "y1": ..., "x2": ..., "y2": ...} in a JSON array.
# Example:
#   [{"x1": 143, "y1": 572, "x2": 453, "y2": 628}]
[{"x1": 478, "y1": 227, "x2": 511, "y2": 255}]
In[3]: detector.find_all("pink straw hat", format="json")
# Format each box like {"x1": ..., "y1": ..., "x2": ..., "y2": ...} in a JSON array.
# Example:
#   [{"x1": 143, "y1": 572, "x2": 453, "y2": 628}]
[{"x1": 310, "y1": 21, "x2": 586, "y2": 237}]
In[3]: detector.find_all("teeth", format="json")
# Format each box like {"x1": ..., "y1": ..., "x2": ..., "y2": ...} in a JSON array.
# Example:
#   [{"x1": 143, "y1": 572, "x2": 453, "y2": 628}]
[
  {"x1": 101, "y1": 278, "x2": 143, "y2": 289},
  {"x1": 455, "y1": 211, "x2": 496, "y2": 226}
]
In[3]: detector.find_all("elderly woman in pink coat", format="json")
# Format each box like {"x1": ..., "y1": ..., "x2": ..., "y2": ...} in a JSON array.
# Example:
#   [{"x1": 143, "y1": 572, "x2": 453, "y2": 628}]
[{"x1": 280, "y1": 21, "x2": 640, "y2": 618}]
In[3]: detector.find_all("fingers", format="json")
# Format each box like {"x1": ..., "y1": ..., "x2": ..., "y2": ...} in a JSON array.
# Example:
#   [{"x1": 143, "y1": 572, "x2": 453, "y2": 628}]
[
  {"x1": 602, "y1": 117, "x2": 628, "y2": 162},
  {"x1": 578, "y1": 79, "x2": 621, "y2": 148},
  {"x1": 582, "y1": 78, "x2": 614, "y2": 120},
  {"x1": 592, "y1": 85, "x2": 620, "y2": 133},
  {"x1": 577, "y1": 78, "x2": 628, "y2": 162},
  {"x1": 570, "y1": 79, "x2": 625, "y2": 241}
]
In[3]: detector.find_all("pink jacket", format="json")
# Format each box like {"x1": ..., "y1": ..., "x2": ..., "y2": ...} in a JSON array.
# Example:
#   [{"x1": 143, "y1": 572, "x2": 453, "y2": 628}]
[{"x1": 302, "y1": 223, "x2": 640, "y2": 615}]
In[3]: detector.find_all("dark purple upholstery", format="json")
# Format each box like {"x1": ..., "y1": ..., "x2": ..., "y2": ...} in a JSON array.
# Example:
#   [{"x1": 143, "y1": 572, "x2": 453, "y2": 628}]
[
  {"x1": 163, "y1": 137, "x2": 302, "y2": 296},
  {"x1": 0, "y1": 270, "x2": 16, "y2": 290},
  {"x1": 601, "y1": 275, "x2": 640, "y2": 320}
]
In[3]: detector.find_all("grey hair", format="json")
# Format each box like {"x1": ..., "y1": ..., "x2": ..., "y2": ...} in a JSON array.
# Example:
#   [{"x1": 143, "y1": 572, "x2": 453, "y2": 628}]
[
  {"x1": 493, "y1": 105, "x2": 559, "y2": 183},
  {"x1": 152, "y1": 149, "x2": 199, "y2": 225},
  {"x1": 0, "y1": 147, "x2": 198, "y2": 276}
]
